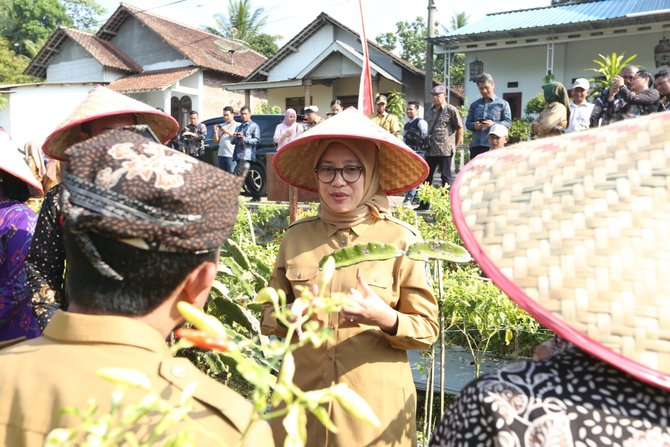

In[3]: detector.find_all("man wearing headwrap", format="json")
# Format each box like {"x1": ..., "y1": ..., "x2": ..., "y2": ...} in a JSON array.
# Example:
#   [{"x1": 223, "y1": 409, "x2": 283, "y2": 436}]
[{"x1": 0, "y1": 129, "x2": 272, "y2": 446}]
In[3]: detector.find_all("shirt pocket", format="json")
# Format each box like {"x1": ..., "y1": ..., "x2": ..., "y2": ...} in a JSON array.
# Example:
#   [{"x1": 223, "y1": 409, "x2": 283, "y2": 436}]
[
  {"x1": 356, "y1": 264, "x2": 397, "y2": 307},
  {"x1": 285, "y1": 265, "x2": 319, "y2": 298}
]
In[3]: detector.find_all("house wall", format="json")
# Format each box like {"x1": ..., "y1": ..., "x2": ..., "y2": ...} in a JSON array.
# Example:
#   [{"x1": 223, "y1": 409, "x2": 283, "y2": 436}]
[
  {"x1": 47, "y1": 40, "x2": 126, "y2": 82},
  {"x1": 269, "y1": 25, "x2": 336, "y2": 81},
  {"x1": 0, "y1": 83, "x2": 98, "y2": 149},
  {"x1": 201, "y1": 72, "x2": 263, "y2": 119},
  {"x1": 112, "y1": 19, "x2": 190, "y2": 70},
  {"x1": 460, "y1": 31, "x2": 663, "y2": 115}
]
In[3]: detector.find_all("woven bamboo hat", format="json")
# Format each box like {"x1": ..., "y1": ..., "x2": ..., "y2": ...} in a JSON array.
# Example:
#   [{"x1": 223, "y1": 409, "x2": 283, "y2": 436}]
[
  {"x1": 272, "y1": 107, "x2": 428, "y2": 195},
  {"x1": 451, "y1": 111, "x2": 670, "y2": 390},
  {"x1": 1, "y1": 139, "x2": 43, "y2": 197},
  {"x1": 43, "y1": 86, "x2": 179, "y2": 160}
]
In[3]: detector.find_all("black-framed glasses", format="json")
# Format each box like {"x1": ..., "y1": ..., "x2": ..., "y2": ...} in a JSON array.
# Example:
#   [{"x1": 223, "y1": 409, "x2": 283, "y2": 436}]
[{"x1": 314, "y1": 165, "x2": 364, "y2": 184}]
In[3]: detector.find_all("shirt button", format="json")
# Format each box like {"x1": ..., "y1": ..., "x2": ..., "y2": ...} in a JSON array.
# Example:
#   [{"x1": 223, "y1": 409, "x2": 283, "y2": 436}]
[{"x1": 171, "y1": 364, "x2": 186, "y2": 378}]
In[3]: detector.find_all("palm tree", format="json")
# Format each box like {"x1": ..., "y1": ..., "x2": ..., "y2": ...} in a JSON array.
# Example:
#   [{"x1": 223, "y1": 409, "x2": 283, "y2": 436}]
[
  {"x1": 206, "y1": 0, "x2": 278, "y2": 57},
  {"x1": 451, "y1": 11, "x2": 469, "y2": 31}
]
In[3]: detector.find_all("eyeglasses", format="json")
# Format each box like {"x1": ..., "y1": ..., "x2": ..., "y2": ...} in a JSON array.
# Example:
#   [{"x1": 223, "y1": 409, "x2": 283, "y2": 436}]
[{"x1": 314, "y1": 166, "x2": 364, "y2": 183}]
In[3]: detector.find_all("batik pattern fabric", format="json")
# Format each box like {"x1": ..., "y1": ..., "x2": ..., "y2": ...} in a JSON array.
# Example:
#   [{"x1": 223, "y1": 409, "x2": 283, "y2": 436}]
[
  {"x1": 0, "y1": 197, "x2": 40, "y2": 340},
  {"x1": 430, "y1": 347, "x2": 670, "y2": 447},
  {"x1": 26, "y1": 183, "x2": 65, "y2": 331}
]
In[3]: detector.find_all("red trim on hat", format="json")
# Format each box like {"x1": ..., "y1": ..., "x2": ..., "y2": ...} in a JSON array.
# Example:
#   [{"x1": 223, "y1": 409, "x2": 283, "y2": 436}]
[{"x1": 450, "y1": 158, "x2": 670, "y2": 392}]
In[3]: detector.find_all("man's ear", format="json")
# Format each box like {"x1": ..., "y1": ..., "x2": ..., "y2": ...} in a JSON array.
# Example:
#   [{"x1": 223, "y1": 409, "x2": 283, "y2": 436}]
[{"x1": 180, "y1": 261, "x2": 218, "y2": 308}]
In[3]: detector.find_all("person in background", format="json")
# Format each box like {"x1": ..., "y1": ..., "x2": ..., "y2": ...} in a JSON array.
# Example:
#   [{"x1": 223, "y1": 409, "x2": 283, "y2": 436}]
[
  {"x1": 590, "y1": 65, "x2": 639, "y2": 127},
  {"x1": 273, "y1": 108, "x2": 304, "y2": 149},
  {"x1": 304, "y1": 105, "x2": 322, "y2": 128},
  {"x1": 531, "y1": 81, "x2": 570, "y2": 138},
  {"x1": 180, "y1": 110, "x2": 207, "y2": 160},
  {"x1": 22, "y1": 141, "x2": 46, "y2": 190},
  {"x1": 233, "y1": 105, "x2": 261, "y2": 201},
  {"x1": 430, "y1": 111, "x2": 670, "y2": 447},
  {"x1": 263, "y1": 108, "x2": 438, "y2": 446},
  {"x1": 466, "y1": 73, "x2": 512, "y2": 159},
  {"x1": 214, "y1": 106, "x2": 237, "y2": 173},
  {"x1": 609, "y1": 69, "x2": 660, "y2": 123},
  {"x1": 0, "y1": 142, "x2": 43, "y2": 341},
  {"x1": 402, "y1": 101, "x2": 429, "y2": 208},
  {"x1": 416, "y1": 85, "x2": 464, "y2": 211},
  {"x1": 487, "y1": 123, "x2": 508, "y2": 149},
  {"x1": 0, "y1": 128, "x2": 273, "y2": 446},
  {"x1": 329, "y1": 99, "x2": 343, "y2": 116},
  {"x1": 566, "y1": 78, "x2": 594, "y2": 133},
  {"x1": 655, "y1": 70, "x2": 670, "y2": 112},
  {"x1": 27, "y1": 85, "x2": 179, "y2": 331},
  {"x1": 370, "y1": 94, "x2": 401, "y2": 136}
]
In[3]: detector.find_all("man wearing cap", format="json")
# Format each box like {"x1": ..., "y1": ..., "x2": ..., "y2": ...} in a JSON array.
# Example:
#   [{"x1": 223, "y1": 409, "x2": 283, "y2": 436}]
[
  {"x1": 655, "y1": 70, "x2": 670, "y2": 112},
  {"x1": 402, "y1": 101, "x2": 429, "y2": 207},
  {"x1": 416, "y1": 85, "x2": 463, "y2": 211},
  {"x1": 27, "y1": 85, "x2": 179, "y2": 331},
  {"x1": 466, "y1": 73, "x2": 512, "y2": 160},
  {"x1": 304, "y1": 105, "x2": 322, "y2": 128},
  {"x1": 369, "y1": 95, "x2": 401, "y2": 136},
  {"x1": 566, "y1": 78, "x2": 595, "y2": 133},
  {"x1": 430, "y1": 112, "x2": 670, "y2": 446},
  {"x1": 487, "y1": 124, "x2": 508, "y2": 149},
  {"x1": 0, "y1": 129, "x2": 272, "y2": 446}
]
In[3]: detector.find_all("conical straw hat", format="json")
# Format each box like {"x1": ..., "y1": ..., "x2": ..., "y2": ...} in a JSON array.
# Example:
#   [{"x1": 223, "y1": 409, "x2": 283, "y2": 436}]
[
  {"x1": 43, "y1": 85, "x2": 179, "y2": 160},
  {"x1": 451, "y1": 111, "x2": 670, "y2": 390},
  {"x1": 272, "y1": 107, "x2": 428, "y2": 195},
  {"x1": 1, "y1": 138, "x2": 43, "y2": 197}
]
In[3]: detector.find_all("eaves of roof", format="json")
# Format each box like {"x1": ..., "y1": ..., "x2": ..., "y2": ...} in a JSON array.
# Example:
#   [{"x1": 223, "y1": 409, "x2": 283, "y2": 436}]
[
  {"x1": 106, "y1": 67, "x2": 199, "y2": 93},
  {"x1": 433, "y1": 0, "x2": 670, "y2": 46}
]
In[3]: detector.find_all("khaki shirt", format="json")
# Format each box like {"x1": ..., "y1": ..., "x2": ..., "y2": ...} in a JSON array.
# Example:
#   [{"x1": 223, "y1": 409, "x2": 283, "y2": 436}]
[
  {"x1": 262, "y1": 216, "x2": 439, "y2": 446},
  {"x1": 0, "y1": 311, "x2": 273, "y2": 446},
  {"x1": 370, "y1": 112, "x2": 401, "y2": 135}
]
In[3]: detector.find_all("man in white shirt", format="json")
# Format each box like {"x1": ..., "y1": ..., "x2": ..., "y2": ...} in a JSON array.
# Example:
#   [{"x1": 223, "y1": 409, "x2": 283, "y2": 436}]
[
  {"x1": 566, "y1": 78, "x2": 595, "y2": 133},
  {"x1": 214, "y1": 106, "x2": 237, "y2": 173}
]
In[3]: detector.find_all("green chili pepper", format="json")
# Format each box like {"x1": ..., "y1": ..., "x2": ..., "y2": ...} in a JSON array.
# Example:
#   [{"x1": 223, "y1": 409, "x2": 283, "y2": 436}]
[
  {"x1": 405, "y1": 240, "x2": 472, "y2": 263},
  {"x1": 319, "y1": 242, "x2": 403, "y2": 269}
]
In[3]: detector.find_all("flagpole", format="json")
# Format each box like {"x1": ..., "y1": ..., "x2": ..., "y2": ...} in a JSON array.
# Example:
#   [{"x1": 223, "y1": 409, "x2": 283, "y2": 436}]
[{"x1": 358, "y1": 0, "x2": 373, "y2": 115}]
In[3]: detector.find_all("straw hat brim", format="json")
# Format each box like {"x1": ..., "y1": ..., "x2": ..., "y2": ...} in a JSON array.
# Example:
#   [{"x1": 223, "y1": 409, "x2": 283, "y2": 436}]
[
  {"x1": 272, "y1": 107, "x2": 428, "y2": 195},
  {"x1": 43, "y1": 86, "x2": 179, "y2": 160},
  {"x1": 451, "y1": 112, "x2": 670, "y2": 390},
  {"x1": 1, "y1": 144, "x2": 44, "y2": 197}
]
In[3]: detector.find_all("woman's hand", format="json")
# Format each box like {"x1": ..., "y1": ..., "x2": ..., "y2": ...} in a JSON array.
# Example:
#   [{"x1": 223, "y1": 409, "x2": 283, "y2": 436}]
[{"x1": 342, "y1": 276, "x2": 399, "y2": 335}]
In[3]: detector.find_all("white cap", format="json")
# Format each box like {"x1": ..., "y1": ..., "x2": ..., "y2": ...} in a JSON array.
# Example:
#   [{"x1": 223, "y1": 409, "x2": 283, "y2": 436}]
[
  {"x1": 304, "y1": 105, "x2": 319, "y2": 113},
  {"x1": 489, "y1": 124, "x2": 508, "y2": 138},
  {"x1": 572, "y1": 78, "x2": 590, "y2": 90}
]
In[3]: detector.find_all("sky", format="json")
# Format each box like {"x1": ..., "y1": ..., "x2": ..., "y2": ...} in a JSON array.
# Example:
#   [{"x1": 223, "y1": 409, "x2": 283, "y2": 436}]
[{"x1": 94, "y1": 0, "x2": 551, "y2": 46}]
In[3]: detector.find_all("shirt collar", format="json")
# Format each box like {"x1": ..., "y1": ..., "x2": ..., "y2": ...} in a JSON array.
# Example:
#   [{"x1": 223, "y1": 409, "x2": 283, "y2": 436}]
[
  {"x1": 44, "y1": 311, "x2": 171, "y2": 355},
  {"x1": 324, "y1": 216, "x2": 377, "y2": 237}
]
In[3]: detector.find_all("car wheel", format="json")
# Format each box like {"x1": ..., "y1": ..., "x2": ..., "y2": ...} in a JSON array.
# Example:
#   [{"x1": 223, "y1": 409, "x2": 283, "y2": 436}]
[{"x1": 244, "y1": 161, "x2": 267, "y2": 196}]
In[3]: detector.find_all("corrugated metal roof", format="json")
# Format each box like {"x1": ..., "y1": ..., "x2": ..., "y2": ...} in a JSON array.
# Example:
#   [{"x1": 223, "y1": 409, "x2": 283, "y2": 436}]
[{"x1": 439, "y1": 0, "x2": 670, "y2": 39}]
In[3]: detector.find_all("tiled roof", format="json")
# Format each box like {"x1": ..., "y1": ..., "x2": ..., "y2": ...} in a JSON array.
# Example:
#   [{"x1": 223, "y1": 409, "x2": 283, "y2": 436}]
[
  {"x1": 25, "y1": 27, "x2": 137, "y2": 78},
  {"x1": 245, "y1": 13, "x2": 428, "y2": 82},
  {"x1": 106, "y1": 67, "x2": 199, "y2": 93},
  {"x1": 99, "y1": 4, "x2": 266, "y2": 79},
  {"x1": 436, "y1": 0, "x2": 670, "y2": 44}
]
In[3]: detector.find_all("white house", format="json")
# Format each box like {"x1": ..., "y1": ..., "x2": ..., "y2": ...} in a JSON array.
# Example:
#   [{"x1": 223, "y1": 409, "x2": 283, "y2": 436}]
[
  {"x1": 433, "y1": 0, "x2": 670, "y2": 118},
  {"x1": 224, "y1": 13, "x2": 463, "y2": 117},
  {"x1": 1, "y1": 3, "x2": 266, "y2": 148}
]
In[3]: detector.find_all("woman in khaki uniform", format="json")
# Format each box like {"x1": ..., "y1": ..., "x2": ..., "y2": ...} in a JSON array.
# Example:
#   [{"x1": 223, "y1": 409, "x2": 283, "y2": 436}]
[
  {"x1": 531, "y1": 81, "x2": 570, "y2": 138},
  {"x1": 262, "y1": 108, "x2": 439, "y2": 446}
]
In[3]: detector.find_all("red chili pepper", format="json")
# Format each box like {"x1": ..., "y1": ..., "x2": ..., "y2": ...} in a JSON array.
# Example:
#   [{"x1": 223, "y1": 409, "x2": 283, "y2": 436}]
[{"x1": 175, "y1": 328, "x2": 234, "y2": 352}]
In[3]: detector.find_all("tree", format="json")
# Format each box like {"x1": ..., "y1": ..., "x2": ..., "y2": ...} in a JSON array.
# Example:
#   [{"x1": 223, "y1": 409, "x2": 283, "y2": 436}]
[
  {"x1": 62, "y1": 0, "x2": 105, "y2": 32},
  {"x1": 0, "y1": 0, "x2": 71, "y2": 57},
  {"x1": 450, "y1": 12, "x2": 469, "y2": 31},
  {"x1": 0, "y1": 36, "x2": 37, "y2": 84},
  {"x1": 206, "y1": 0, "x2": 279, "y2": 58}
]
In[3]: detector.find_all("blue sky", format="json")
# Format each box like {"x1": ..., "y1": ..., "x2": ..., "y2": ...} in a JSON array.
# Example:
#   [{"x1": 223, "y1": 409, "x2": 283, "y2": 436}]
[{"x1": 95, "y1": 0, "x2": 550, "y2": 45}]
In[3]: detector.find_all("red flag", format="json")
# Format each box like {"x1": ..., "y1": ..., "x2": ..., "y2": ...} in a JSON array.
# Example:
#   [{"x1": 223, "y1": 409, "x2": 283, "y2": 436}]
[{"x1": 357, "y1": 0, "x2": 373, "y2": 115}]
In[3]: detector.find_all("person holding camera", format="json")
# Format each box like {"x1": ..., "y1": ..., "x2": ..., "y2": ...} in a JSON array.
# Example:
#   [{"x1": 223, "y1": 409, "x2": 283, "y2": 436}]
[
  {"x1": 232, "y1": 106, "x2": 261, "y2": 200},
  {"x1": 465, "y1": 73, "x2": 512, "y2": 160},
  {"x1": 214, "y1": 106, "x2": 238, "y2": 173},
  {"x1": 180, "y1": 110, "x2": 207, "y2": 160}
]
